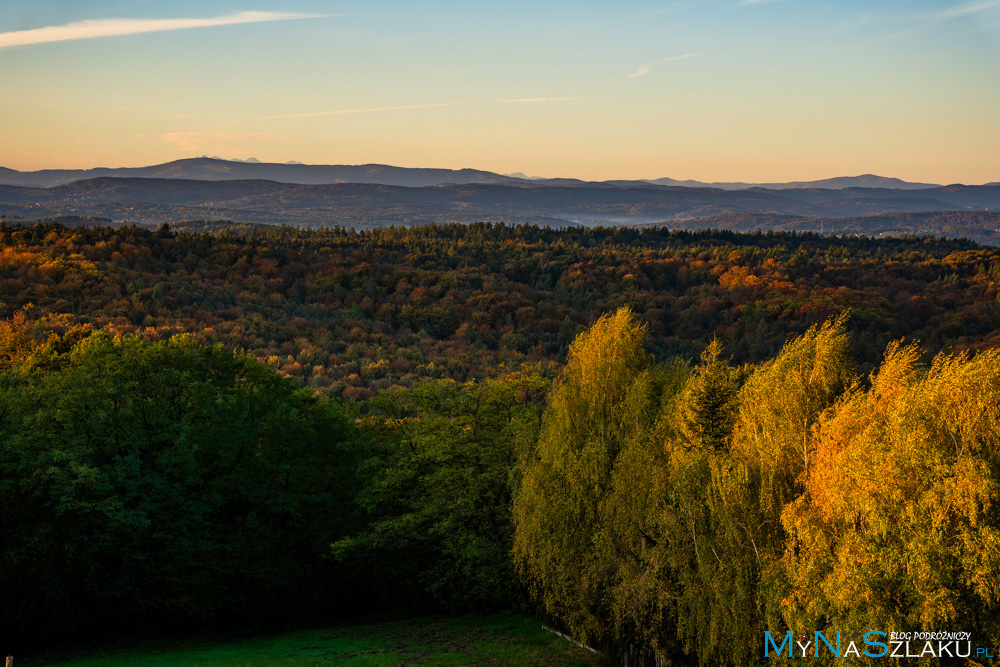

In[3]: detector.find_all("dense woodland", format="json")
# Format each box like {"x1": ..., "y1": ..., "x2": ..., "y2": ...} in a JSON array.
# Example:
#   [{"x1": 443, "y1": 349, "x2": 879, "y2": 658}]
[
  {"x1": 3, "y1": 220, "x2": 1000, "y2": 664},
  {"x1": 514, "y1": 311, "x2": 1000, "y2": 665},
  {"x1": 645, "y1": 210, "x2": 1000, "y2": 246},
  {"x1": 3, "y1": 220, "x2": 1000, "y2": 399}
]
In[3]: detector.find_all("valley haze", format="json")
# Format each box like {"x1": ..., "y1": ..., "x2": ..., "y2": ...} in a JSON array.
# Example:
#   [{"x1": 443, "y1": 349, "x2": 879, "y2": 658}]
[{"x1": 2, "y1": 158, "x2": 999, "y2": 245}]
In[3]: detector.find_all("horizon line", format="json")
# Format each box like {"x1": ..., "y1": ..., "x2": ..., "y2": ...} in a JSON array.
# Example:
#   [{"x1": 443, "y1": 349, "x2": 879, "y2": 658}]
[{"x1": 0, "y1": 158, "x2": 987, "y2": 187}]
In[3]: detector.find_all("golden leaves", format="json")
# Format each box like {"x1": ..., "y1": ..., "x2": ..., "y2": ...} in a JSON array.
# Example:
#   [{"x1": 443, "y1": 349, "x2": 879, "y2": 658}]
[{"x1": 785, "y1": 342, "x2": 1000, "y2": 634}]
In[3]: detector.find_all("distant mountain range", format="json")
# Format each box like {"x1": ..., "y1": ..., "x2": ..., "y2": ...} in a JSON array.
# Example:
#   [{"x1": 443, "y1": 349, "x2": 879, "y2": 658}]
[
  {"x1": 642, "y1": 174, "x2": 943, "y2": 191},
  {"x1": 0, "y1": 159, "x2": 519, "y2": 189},
  {"x1": 0, "y1": 158, "x2": 957, "y2": 190},
  {"x1": 1, "y1": 159, "x2": 998, "y2": 243},
  {"x1": 2, "y1": 176, "x2": 999, "y2": 233}
]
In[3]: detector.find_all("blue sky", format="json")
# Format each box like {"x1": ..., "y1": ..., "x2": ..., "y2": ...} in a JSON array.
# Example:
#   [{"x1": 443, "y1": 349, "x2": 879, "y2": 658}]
[{"x1": 1, "y1": 0, "x2": 998, "y2": 182}]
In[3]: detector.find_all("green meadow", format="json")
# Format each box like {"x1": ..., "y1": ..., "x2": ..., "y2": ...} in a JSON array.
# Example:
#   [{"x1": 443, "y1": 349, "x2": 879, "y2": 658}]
[{"x1": 27, "y1": 613, "x2": 606, "y2": 667}]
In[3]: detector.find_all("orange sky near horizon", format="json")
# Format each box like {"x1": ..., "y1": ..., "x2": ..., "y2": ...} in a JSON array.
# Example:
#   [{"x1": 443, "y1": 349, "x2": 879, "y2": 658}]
[{"x1": 1, "y1": 1, "x2": 998, "y2": 184}]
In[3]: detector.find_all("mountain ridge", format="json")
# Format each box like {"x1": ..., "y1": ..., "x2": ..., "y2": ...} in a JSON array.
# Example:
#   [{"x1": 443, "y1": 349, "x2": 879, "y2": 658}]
[
  {"x1": 0, "y1": 158, "x2": 524, "y2": 189},
  {"x1": 0, "y1": 158, "x2": 965, "y2": 191},
  {"x1": 644, "y1": 174, "x2": 943, "y2": 191},
  {"x1": 2, "y1": 177, "x2": 998, "y2": 231}
]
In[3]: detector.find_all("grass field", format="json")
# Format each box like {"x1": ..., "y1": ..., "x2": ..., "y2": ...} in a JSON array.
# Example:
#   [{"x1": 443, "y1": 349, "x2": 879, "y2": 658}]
[{"x1": 25, "y1": 612, "x2": 609, "y2": 666}]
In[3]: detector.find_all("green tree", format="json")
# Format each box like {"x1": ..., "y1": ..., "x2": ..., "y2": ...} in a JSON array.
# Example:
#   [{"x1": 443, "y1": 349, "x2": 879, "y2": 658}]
[
  {"x1": 623, "y1": 318, "x2": 851, "y2": 665},
  {"x1": 0, "y1": 332, "x2": 364, "y2": 650},
  {"x1": 682, "y1": 339, "x2": 741, "y2": 452},
  {"x1": 333, "y1": 370, "x2": 548, "y2": 610},
  {"x1": 512, "y1": 308, "x2": 680, "y2": 648}
]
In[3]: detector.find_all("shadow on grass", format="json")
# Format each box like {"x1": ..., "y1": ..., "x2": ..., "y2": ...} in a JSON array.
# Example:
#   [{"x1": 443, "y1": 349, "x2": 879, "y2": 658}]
[{"x1": 24, "y1": 611, "x2": 610, "y2": 666}]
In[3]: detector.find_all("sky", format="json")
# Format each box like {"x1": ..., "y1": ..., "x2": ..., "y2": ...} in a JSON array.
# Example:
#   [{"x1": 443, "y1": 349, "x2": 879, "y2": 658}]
[{"x1": 1, "y1": 0, "x2": 998, "y2": 183}]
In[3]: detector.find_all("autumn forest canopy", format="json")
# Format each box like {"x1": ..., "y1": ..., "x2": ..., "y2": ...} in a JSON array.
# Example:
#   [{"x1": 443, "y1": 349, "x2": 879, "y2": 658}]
[{"x1": 2, "y1": 220, "x2": 1000, "y2": 664}]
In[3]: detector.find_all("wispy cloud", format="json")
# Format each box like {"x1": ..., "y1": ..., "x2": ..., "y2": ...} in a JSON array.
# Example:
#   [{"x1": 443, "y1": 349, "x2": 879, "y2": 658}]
[
  {"x1": 498, "y1": 97, "x2": 579, "y2": 103},
  {"x1": 628, "y1": 52, "x2": 699, "y2": 79},
  {"x1": 929, "y1": 0, "x2": 1000, "y2": 20},
  {"x1": 741, "y1": 0, "x2": 782, "y2": 5},
  {"x1": 263, "y1": 103, "x2": 471, "y2": 120},
  {"x1": 871, "y1": 0, "x2": 1000, "y2": 42},
  {"x1": 0, "y1": 11, "x2": 323, "y2": 49},
  {"x1": 834, "y1": 12, "x2": 873, "y2": 30},
  {"x1": 159, "y1": 131, "x2": 280, "y2": 152},
  {"x1": 629, "y1": 65, "x2": 654, "y2": 79}
]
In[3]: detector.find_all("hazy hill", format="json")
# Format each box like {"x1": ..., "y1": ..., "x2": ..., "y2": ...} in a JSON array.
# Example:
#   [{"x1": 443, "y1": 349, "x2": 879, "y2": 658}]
[
  {"x1": 0, "y1": 158, "x2": 527, "y2": 188},
  {"x1": 767, "y1": 174, "x2": 942, "y2": 190},
  {"x1": 645, "y1": 174, "x2": 942, "y2": 190},
  {"x1": 3, "y1": 178, "x2": 999, "y2": 233},
  {"x1": 0, "y1": 159, "x2": 956, "y2": 191}
]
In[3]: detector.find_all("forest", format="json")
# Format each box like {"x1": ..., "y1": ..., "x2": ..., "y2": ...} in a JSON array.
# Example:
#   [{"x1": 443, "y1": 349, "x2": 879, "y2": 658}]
[
  {"x1": 2, "y1": 220, "x2": 1000, "y2": 664},
  {"x1": 3, "y1": 219, "x2": 1000, "y2": 398}
]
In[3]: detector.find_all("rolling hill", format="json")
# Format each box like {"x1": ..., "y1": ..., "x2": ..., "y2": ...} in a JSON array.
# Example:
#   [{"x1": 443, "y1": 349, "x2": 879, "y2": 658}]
[
  {"x1": 2, "y1": 177, "x2": 999, "y2": 235},
  {"x1": 0, "y1": 158, "x2": 526, "y2": 188},
  {"x1": 0, "y1": 158, "x2": 960, "y2": 191}
]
